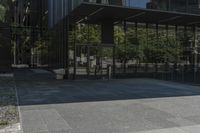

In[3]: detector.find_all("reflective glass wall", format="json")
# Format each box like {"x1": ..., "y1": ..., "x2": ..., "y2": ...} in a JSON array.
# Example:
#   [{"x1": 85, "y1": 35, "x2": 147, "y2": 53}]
[
  {"x1": 48, "y1": 0, "x2": 200, "y2": 27},
  {"x1": 79, "y1": 0, "x2": 200, "y2": 14},
  {"x1": 48, "y1": 0, "x2": 71, "y2": 27},
  {"x1": 126, "y1": 0, "x2": 200, "y2": 14}
]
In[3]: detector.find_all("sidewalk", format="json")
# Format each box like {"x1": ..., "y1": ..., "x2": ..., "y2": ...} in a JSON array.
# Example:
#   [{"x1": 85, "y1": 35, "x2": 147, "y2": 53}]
[
  {"x1": 15, "y1": 69, "x2": 200, "y2": 133},
  {"x1": 0, "y1": 74, "x2": 21, "y2": 133}
]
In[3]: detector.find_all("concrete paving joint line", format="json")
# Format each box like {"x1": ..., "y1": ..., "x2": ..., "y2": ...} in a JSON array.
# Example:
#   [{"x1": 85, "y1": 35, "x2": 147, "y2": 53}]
[{"x1": 13, "y1": 74, "x2": 23, "y2": 133}]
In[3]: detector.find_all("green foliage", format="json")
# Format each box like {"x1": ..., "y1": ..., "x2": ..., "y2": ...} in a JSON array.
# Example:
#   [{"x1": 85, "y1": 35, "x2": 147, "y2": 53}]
[
  {"x1": 72, "y1": 24, "x2": 190, "y2": 64},
  {"x1": 0, "y1": 4, "x2": 6, "y2": 22},
  {"x1": 115, "y1": 26, "x2": 139, "y2": 63},
  {"x1": 0, "y1": 120, "x2": 8, "y2": 126},
  {"x1": 114, "y1": 25, "x2": 183, "y2": 64},
  {"x1": 34, "y1": 38, "x2": 49, "y2": 62},
  {"x1": 76, "y1": 24, "x2": 101, "y2": 44},
  {"x1": 0, "y1": 0, "x2": 12, "y2": 22},
  {"x1": 35, "y1": 38, "x2": 48, "y2": 51}
]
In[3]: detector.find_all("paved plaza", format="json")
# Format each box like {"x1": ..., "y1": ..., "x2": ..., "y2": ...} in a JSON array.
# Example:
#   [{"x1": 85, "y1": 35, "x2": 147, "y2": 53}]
[{"x1": 14, "y1": 69, "x2": 200, "y2": 133}]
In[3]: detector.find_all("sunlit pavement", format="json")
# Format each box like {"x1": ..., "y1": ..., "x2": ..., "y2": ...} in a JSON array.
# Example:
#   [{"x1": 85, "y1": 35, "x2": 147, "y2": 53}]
[
  {"x1": 0, "y1": 123, "x2": 22, "y2": 133},
  {"x1": 15, "y1": 69, "x2": 200, "y2": 133}
]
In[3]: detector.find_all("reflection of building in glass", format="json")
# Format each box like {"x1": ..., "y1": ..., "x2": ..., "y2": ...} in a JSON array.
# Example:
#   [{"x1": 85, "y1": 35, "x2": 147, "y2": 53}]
[
  {"x1": 46, "y1": 0, "x2": 200, "y2": 80},
  {"x1": 47, "y1": 0, "x2": 200, "y2": 29},
  {"x1": 48, "y1": 0, "x2": 200, "y2": 28},
  {"x1": 12, "y1": 0, "x2": 48, "y2": 66},
  {"x1": 9, "y1": 0, "x2": 200, "y2": 81}
]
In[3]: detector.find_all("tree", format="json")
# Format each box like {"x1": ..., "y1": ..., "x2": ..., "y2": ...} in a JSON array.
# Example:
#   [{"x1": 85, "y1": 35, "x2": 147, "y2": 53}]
[
  {"x1": 0, "y1": 0, "x2": 12, "y2": 23},
  {"x1": 115, "y1": 26, "x2": 139, "y2": 64},
  {"x1": 71, "y1": 23, "x2": 186, "y2": 68},
  {"x1": 76, "y1": 24, "x2": 101, "y2": 45},
  {"x1": 0, "y1": 4, "x2": 6, "y2": 22}
]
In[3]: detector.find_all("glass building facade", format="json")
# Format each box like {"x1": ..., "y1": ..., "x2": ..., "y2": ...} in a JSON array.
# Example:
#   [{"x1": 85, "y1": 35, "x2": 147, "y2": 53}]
[
  {"x1": 78, "y1": 0, "x2": 200, "y2": 14},
  {"x1": 48, "y1": 0, "x2": 72, "y2": 27},
  {"x1": 47, "y1": 0, "x2": 200, "y2": 81},
  {"x1": 48, "y1": 0, "x2": 200, "y2": 27}
]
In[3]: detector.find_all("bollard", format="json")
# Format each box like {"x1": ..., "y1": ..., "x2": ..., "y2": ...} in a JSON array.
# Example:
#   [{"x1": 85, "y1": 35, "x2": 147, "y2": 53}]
[
  {"x1": 95, "y1": 65, "x2": 97, "y2": 79},
  {"x1": 107, "y1": 65, "x2": 112, "y2": 80}
]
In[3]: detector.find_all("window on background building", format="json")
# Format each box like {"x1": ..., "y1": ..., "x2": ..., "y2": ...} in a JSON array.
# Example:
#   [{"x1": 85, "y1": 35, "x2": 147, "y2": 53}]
[
  {"x1": 171, "y1": 0, "x2": 187, "y2": 13},
  {"x1": 199, "y1": 0, "x2": 200, "y2": 8},
  {"x1": 151, "y1": 0, "x2": 168, "y2": 11},
  {"x1": 188, "y1": 0, "x2": 199, "y2": 5},
  {"x1": 125, "y1": 0, "x2": 151, "y2": 8},
  {"x1": 83, "y1": 0, "x2": 103, "y2": 4},
  {"x1": 188, "y1": 0, "x2": 200, "y2": 14},
  {"x1": 83, "y1": 0, "x2": 122, "y2": 5}
]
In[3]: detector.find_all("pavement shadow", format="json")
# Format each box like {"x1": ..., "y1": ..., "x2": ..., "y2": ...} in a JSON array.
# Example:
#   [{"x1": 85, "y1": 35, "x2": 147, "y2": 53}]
[{"x1": 14, "y1": 69, "x2": 200, "y2": 106}]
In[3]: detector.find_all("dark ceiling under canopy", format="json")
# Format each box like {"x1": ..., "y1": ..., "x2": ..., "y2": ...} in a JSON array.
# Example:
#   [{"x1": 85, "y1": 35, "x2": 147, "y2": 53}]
[{"x1": 70, "y1": 2, "x2": 200, "y2": 26}]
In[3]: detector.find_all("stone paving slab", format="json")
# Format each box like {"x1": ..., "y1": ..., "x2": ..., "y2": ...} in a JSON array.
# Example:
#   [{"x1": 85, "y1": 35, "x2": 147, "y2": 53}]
[
  {"x1": 14, "y1": 69, "x2": 200, "y2": 133},
  {"x1": 21, "y1": 109, "x2": 73, "y2": 133},
  {"x1": 132, "y1": 124, "x2": 200, "y2": 133},
  {"x1": 0, "y1": 123, "x2": 22, "y2": 133},
  {"x1": 131, "y1": 127, "x2": 187, "y2": 133},
  {"x1": 0, "y1": 76, "x2": 20, "y2": 133},
  {"x1": 180, "y1": 125, "x2": 200, "y2": 133}
]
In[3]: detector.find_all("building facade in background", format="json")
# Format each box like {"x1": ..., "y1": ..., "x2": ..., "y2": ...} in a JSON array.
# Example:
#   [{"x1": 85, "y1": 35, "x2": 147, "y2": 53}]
[
  {"x1": 9, "y1": 0, "x2": 200, "y2": 81},
  {"x1": 12, "y1": 0, "x2": 48, "y2": 66}
]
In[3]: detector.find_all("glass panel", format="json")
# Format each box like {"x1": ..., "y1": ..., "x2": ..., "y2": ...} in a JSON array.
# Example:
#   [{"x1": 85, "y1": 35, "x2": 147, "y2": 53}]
[
  {"x1": 76, "y1": 45, "x2": 88, "y2": 76},
  {"x1": 88, "y1": 47, "x2": 98, "y2": 77},
  {"x1": 126, "y1": 0, "x2": 151, "y2": 8},
  {"x1": 78, "y1": 0, "x2": 200, "y2": 14},
  {"x1": 188, "y1": 0, "x2": 200, "y2": 14},
  {"x1": 151, "y1": 0, "x2": 168, "y2": 10},
  {"x1": 101, "y1": 47, "x2": 113, "y2": 76},
  {"x1": 171, "y1": 0, "x2": 187, "y2": 13}
]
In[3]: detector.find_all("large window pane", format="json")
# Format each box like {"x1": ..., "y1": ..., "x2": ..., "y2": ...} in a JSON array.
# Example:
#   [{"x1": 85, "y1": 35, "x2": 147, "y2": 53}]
[{"x1": 126, "y1": 0, "x2": 150, "y2": 8}]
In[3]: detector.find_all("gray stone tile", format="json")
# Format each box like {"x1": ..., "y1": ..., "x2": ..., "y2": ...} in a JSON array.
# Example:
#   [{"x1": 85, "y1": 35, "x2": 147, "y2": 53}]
[
  {"x1": 20, "y1": 109, "x2": 74, "y2": 133},
  {"x1": 130, "y1": 127, "x2": 187, "y2": 133},
  {"x1": 39, "y1": 109, "x2": 74, "y2": 132},
  {"x1": 180, "y1": 125, "x2": 200, "y2": 133},
  {"x1": 167, "y1": 117, "x2": 196, "y2": 127},
  {"x1": 145, "y1": 117, "x2": 180, "y2": 129},
  {"x1": 185, "y1": 115, "x2": 200, "y2": 124},
  {"x1": 15, "y1": 69, "x2": 200, "y2": 133},
  {"x1": 20, "y1": 110, "x2": 48, "y2": 133}
]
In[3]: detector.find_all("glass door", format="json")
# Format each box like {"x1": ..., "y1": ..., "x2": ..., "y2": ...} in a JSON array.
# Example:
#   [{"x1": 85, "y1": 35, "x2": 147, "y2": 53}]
[
  {"x1": 88, "y1": 46, "x2": 114, "y2": 79},
  {"x1": 75, "y1": 44, "x2": 88, "y2": 78}
]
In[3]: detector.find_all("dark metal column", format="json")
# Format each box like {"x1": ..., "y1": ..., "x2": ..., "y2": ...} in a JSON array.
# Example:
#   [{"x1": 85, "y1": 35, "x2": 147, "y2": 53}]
[
  {"x1": 73, "y1": 24, "x2": 77, "y2": 80},
  {"x1": 155, "y1": 24, "x2": 159, "y2": 78},
  {"x1": 193, "y1": 26, "x2": 197, "y2": 82},
  {"x1": 183, "y1": 26, "x2": 188, "y2": 82},
  {"x1": 165, "y1": 25, "x2": 169, "y2": 80},
  {"x1": 87, "y1": 23, "x2": 90, "y2": 78},
  {"x1": 135, "y1": 22, "x2": 138, "y2": 73},
  {"x1": 146, "y1": 23, "x2": 149, "y2": 62},
  {"x1": 113, "y1": 43, "x2": 116, "y2": 77},
  {"x1": 66, "y1": 17, "x2": 70, "y2": 79},
  {"x1": 175, "y1": 25, "x2": 179, "y2": 81},
  {"x1": 112, "y1": 23, "x2": 116, "y2": 77},
  {"x1": 166, "y1": 25, "x2": 169, "y2": 63},
  {"x1": 123, "y1": 21, "x2": 127, "y2": 73},
  {"x1": 145, "y1": 23, "x2": 149, "y2": 78},
  {"x1": 175, "y1": 25, "x2": 178, "y2": 63}
]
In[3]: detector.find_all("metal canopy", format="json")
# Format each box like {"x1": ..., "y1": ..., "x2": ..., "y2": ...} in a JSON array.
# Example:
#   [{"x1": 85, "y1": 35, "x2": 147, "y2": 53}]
[{"x1": 70, "y1": 2, "x2": 200, "y2": 26}]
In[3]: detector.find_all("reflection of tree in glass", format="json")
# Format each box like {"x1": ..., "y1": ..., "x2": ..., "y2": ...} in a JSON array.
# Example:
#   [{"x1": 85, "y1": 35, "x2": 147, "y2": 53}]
[{"x1": 0, "y1": 0, "x2": 12, "y2": 22}]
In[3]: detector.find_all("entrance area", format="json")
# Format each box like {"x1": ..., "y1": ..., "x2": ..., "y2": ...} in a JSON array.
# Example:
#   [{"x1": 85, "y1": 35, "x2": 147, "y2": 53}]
[
  {"x1": 71, "y1": 44, "x2": 114, "y2": 79},
  {"x1": 63, "y1": 3, "x2": 200, "y2": 82}
]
